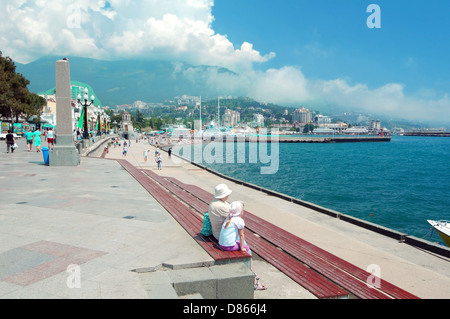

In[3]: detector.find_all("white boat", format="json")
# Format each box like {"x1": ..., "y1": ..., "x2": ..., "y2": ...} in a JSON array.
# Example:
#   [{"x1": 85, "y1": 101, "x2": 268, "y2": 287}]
[{"x1": 427, "y1": 220, "x2": 450, "y2": 247}]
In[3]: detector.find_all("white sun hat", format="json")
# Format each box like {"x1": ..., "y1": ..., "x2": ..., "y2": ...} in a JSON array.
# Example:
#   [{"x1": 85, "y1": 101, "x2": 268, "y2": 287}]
[
  {"x1": 214, "y1": 184, "x2": 232, "y2": 199},
  {"x1": 229, "y1": 201, "x2": 244, "y2": 217}
]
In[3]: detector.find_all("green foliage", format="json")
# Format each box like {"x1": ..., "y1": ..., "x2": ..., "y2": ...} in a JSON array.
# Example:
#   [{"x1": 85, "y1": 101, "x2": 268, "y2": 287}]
[
  {"x1": 303, "y1": 123, "x2": 316, "y2": 133},
  {"x1": 0, "y1": 51, "x2": 45, "y2": 122}
]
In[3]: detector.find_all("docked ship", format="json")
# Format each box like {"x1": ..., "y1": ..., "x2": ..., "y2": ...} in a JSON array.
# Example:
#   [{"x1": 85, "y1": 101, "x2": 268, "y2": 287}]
[{"x1": 427, "y1": 220, "x2": 450, "y2": 247}]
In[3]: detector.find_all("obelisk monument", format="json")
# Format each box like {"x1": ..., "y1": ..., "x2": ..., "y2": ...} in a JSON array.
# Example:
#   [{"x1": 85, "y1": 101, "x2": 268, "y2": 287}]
[{"x1": 49, "y1": 59, "x2": 80, "y2": 166}]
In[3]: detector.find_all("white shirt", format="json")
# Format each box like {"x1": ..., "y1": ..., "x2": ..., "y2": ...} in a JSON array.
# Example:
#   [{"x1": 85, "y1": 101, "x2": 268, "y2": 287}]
[
  {"x1": 219, "y1": 217, "x2": 245, "y2": 247},
  {"x1": 208, "y1": 199, "x2": 230, "y2": 240}
]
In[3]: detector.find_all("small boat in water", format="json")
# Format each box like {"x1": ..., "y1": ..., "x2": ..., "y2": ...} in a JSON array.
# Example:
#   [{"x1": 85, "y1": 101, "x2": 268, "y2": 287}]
[{"x1": 427, "y1": 220, "x2": 450, "y2": 247}]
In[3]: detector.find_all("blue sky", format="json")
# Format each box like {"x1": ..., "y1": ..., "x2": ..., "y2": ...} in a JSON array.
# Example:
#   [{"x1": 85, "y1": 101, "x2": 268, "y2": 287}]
[
  {"x1": 1, "y1": 0, "x2": 449, "y2": 125},
  {"x1": 212, "y1": 0, "x2": 450, "y2": 96}
]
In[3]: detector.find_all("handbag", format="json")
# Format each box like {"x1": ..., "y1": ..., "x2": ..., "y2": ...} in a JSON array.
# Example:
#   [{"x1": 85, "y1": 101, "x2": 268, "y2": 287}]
[
  {"x1": 12, "y1": 143, "x2": 18, "y2": 149},
  {"x1": 200, "y1": 212, "x2": 213, "y2": 236}
]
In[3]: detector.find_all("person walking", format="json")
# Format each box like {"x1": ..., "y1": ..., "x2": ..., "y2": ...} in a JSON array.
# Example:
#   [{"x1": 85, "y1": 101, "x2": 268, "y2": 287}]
[
  {"x1": 143, "y1": 149, "x2": 149, "y2": 162},
  {"x1": 25, "y1": 130, "x2": 34, "y2": 152},
  {"x1": 47, "y1": 127, "x2": 55, "y2": 150},
  {"x1": 156, "y1": 153, "x2": 162, "y2": 170},
  {"x1": 5, "y1": 130, "x2": 15, "y2": 153},
  {"x1": 33, "y1": 128, "x2": 42, "y2": 152}
]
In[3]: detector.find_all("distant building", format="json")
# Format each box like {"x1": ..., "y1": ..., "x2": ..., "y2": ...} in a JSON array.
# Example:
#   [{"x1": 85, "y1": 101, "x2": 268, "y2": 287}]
[
  {"x1": 314, "y1": 114, "x2": 332, "y2": 125},
  {"x1": 253, "y1": 114, "x2": 265, "y2": 127},
  {"x1": 120, "y1": 111, "x2": 134, "y2": 134},
  {"x1": 292, "y1": 107, "x2": 311, "y2": 124},
  {"x1": 343, "y1": 126, "x2": 368, "y2": 135},
  {"x1": 222, "y1": 109, "x2": 240, "y2": 127},
  {"x1": 177, "y1": 106, "x2": 188, "y2": 111},
  {"x1": 314, "y1": 122, "x2": 348, "y2": 134},
  {"x1": 369, "y1": 120, "x2": 381, "y2": 133}
]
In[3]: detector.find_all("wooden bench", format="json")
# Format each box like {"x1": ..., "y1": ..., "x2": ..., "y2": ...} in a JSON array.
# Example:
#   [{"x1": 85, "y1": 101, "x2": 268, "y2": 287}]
[
  {"x1": 148, "y1": 170, "x2": 419, "y2": 299},
  {"x1": 116, "y1": 160, "x2": 251, "y2": 265},
  {"x1": 141, "y1": 169, "x2": 349, "y2": 299}
]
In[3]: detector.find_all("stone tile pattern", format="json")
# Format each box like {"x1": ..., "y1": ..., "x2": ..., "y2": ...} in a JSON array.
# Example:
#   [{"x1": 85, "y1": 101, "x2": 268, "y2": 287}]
[{"x1": 0, "y1": 241, "x2": 106, "y2": 286}]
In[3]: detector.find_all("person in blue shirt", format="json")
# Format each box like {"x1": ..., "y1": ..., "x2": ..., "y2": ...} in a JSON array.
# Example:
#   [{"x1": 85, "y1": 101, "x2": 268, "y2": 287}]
[{"x1": 25, "y1": 130, "x2": 34, "y2": 152}]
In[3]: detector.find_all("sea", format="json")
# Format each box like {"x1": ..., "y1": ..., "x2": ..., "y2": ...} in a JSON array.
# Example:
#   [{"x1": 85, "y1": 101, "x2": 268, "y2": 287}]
[{"x1": 173, "y1": 135, "x2": 450, "y2": 246}]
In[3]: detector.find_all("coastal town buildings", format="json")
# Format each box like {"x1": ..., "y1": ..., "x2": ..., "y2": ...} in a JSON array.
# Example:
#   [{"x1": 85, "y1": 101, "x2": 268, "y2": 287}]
[
  {"x1": 222, "y1": 109, "x2": 240, "y2": 127},
  {"x1": 292, "y1": 107, "x2": 311, "y2": 124}
]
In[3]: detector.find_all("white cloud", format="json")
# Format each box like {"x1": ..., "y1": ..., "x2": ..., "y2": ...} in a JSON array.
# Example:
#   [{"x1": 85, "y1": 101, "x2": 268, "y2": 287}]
[
  {"x1": 190, "y1": 66, "x2": 450, "y2": 124},
  {"x1": 0, "y1": 0, "x2": 273, "y2": 72},
  {"x1": 308, "y1": 78, "x2": 450, "y2": 123}
]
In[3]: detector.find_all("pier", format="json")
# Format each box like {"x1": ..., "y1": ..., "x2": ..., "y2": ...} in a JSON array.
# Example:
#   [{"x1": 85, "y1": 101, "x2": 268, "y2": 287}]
[
  {"x1": 403, "y1": 132, "x2": 450, "y2": 137},
  {"x1": 274, "y1": 136, "x2": 391, "y2": 143},
  {"x1": 205, "y1": 136, "x2": 392, "y2": 143}
]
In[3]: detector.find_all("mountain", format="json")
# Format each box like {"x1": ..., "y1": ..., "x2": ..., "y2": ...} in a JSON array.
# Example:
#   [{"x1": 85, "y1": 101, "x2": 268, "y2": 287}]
[{"x1": 15, "y1": 56, "x2": 237, "y2": 106}]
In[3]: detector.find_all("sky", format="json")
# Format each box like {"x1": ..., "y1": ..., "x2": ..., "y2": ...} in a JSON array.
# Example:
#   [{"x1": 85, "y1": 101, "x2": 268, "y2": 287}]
[{"x1": 1, "y1": 0, "x2": 450, "y2": 125}]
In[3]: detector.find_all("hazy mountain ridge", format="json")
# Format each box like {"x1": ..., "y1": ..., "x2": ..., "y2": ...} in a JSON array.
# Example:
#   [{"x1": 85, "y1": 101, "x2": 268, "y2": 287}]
[
  {"x1": 15, "y1": 56, "x2": 236, "y2": 106},
  {"x1": 14, "y1": 56, "x2": 444, "y2": 129}
]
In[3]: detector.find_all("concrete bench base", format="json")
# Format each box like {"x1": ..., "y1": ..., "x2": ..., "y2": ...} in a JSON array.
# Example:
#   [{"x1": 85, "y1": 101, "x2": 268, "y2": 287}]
[{"x1": 139, "y1": 263, "x2": 255, "y2": 299}]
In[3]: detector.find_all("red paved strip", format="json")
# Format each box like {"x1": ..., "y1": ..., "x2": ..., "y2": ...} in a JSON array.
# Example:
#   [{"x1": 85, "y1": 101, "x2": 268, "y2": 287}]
[{"x1": 2, "y1": 241, "x2": 106, "y2": 286}]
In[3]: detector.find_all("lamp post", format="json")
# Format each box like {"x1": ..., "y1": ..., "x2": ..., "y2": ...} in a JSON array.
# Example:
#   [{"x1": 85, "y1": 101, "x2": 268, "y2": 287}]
[
  {"x1": 102, "y1": 111, "x2": 107, "y2": 135},
  {"x1": 77, "y1": 88, "x2": 95, "y2": 140},
  {"x1": 96, "y1": 109, "x2": 102, "y2": 136}
]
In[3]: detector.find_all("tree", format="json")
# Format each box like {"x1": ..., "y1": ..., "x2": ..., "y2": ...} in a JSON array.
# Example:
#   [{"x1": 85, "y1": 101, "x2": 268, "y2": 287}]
[
  {"x1": 303, "y1": 123, "x2": 316, "y2": 134},
  {"x1": 0, "y1": 51, "x2": 45, "y2": 123}
]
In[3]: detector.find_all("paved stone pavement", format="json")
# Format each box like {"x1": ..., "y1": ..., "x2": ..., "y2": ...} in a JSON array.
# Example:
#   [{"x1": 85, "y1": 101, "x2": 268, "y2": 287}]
[
  {"x1": 0, "y1": 137, "x2": 313, "y2": 299},
  {"x1": 1, "y1": 136, "x2": 449, "y2": 300}
]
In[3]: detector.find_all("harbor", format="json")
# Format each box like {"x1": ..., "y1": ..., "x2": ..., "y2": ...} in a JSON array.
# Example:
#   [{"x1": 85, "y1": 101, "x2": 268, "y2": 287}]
[
  {"x1": 403, "y1": 131, "x2": 450, "y2": 137},
  {"x1": 172, "y1": 134, "x2": 392, "y2": 143},
  {"x1": 271, "y1": 136, "x2": 391, "y2": 143}
]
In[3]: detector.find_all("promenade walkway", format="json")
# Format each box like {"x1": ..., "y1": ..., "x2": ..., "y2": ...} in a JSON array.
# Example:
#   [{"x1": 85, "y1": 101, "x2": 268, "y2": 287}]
[{"x1": 1, "y1": 136, "x2": 449, "y2": 299}]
